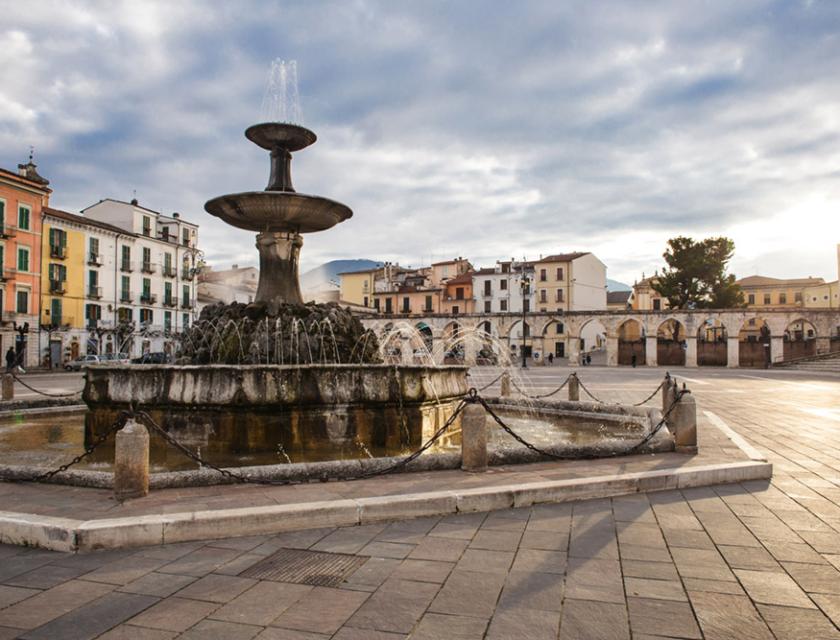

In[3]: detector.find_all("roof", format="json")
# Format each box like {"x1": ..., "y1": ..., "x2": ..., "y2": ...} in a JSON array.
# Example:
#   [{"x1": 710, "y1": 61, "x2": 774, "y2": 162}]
[
  {"x1": 81, "y1": 197, "x2": 162, "y2": 217},
  {"x1": 446, "y1": 272, "x2": 473, "y2": 285},
  {"x1": 43, "y1": 207, "x2": 134, "y2": 236},
  {"x1": 431, "y1": 258, "x2": 469, "y2": 266},
  {"x1": 607, "y1": 291, "x2": 631, "y2": 304},
  {"x1": 536, "y1": 252, "x2": 590, "y2": 263},
  {"x1": 473, "y1": 267, "x2": 496, "y2": 275},
  {"x1": 0, "y1": 166, "x2": 53, "y2": 193},
  {"x1": 736, "y1": 275, "x2": 825, "y2": 287},
  {"x1": 337, "y1": 267, "x2": 381, "y2": 276}
]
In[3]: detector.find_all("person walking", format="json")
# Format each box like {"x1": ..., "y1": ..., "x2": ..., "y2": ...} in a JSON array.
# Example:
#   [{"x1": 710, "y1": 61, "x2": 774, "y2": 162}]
[
  {"x1": 547, "y1": 352, "x2": 554, "y2": 366},
  {"x1": 631, "y1": 353, "x2": 637, "y2": 368},
  {"x1": 5, "y1": 347, "x2": 16, "y2": 373}
]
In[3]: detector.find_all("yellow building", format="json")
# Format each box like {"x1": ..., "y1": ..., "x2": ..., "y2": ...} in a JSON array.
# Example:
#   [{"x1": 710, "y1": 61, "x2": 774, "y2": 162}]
[
  {"x1": 735, "y1": 275, "x2": 824, "y2": 308},
  {"x1": 630, "y1": 276, "x2": 669, "y2": 311},
  {"x1": 338, "y1": 268, "x2": 378, "y2": 308},
  {"x1": 532, "y1": 252, "x2": 607, "y2": 312},
  {"x1": 41, "y1": 208, "x2": 86, "y2": 333}
]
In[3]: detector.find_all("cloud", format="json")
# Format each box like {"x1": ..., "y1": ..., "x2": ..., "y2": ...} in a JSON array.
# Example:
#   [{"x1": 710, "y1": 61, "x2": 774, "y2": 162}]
[{"x1": 2, "y1": 0, "x2": 839, "y2": 286}]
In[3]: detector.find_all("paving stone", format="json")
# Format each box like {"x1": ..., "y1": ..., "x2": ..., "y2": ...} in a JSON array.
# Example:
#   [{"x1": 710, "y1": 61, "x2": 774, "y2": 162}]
[
  {"x1": 661, "y1": 528, "x2": 716, "y2": 549},
  {"x1": 0, "y1": 585, "x2": 40, "y2": 610},
  {"x1": 455, "y1": 548, "x2": 514, "y2": 573},
  {"x1": 0, "y1": 627, "x2": 21, "y2": 640},
  {"x1": 118, "y1": 572, "x2": 196, "y2": 598},
  {"x1": 253, "y1": 628, "x2": 328, "y2": 640},
  {"x1": 311, "y1": 525, "x2": 386, "y2": 554},
  {"x1": 390, "y1": 558, "x2": 453, "y2": 584},
  {"x1": 158, "y1": 547, "x2": 243, "y2": 577},
  {"x1": 510, "y1": 548, "x2": 567, "y2": 574},
  {"x1": 615, "y1": 522, "x2": 667, "y2": 549},
  {"x1": 564, "y1": 557, "x2": 624, "y2": 604},
  {"x1": 519, "y1": 529, "x2": 568, "y2": 551},
  {"x1": 96, "y1": 626, "x2": 177, "y2": 639},
  {"x1": 624, "y1": 577, "x2": 687, "y2": 602},
  {"x1": 212, "y1": 553, "x2": 265, "y2": 576},
  {"x1": 797, "y1": 530, "x2": 840, "y2": 554},
  {"x1": 205, "y1": 536, "x2": 270, "y2": 552},
  {"x1": 357, "y1": 541, "x2": 414, "y2": 559},
  {"x1": 486, "y1": 607, "x2": 559, "y2": 640},
  {"x1": 175, "y1": 574, "x2": 257, "y2": 603},
  {"x1": 734, "y1": 568, "x2": 816, "y2": 608},
  {"x1": 763, "y1": 539, "x2": 828, "y2": 563},
  {"x1": 427, "y1": 521, "x2": 481, "y2": 540},
  {"x1": 341, "y1": 557, "x2": 400, "y2": 590},
  {"x1": 210, "y1": 582, "x2": 312, "y2": 626},
  {"x1": 622, "y1": 560, "x2": 679, "y2": 581},
  {"x1": 332, "y1": 628, "x2": 404, "y2": 640},
  {"x1": 618, "y1": 543, "x2": 673, "y2": 563},
  {"x1": 558, "y1": 599, "x2": 629, "y2": 640},
  {"x1": 408, "y1": 536, "x2": 468, "y2": 562},
  {"x1": 4, "y1": 564, "x2": 89, "y2": 589},
  {"x1": 497, "y1": 570, "x2": 564, "y2": 612},
  {"x1": 670, "y1": 547, "x2": 736, "y2": 582},
  {"x1": 19, "y1": 592, "x2": 159, "y2": 640},
  {"x1": 83, "y1": 555, "x2": 169, "y2": 586},
  {"x1": 812, "y1": 594, "x2": 840, "y2": 628},
  {"x1": 252, "y1": 528, "x2": 334, "y2": 554},
  {"x1": 468, "y1": 529, "x2": 522, "y2": 551},
  {"x1": 683, "y1": 577, "x2": 746, "y2": 595},
  {"x1": 0, "y1": 579, "x2": 114, "y2": 630},
  {"x1": 346, "y1": 578, "x2": 439, "y2": 633},
  {"x1": 409, "y1": 612, "x2": 488, "y2": 639},
  {"x1": 428, "y1": 570, "x2": 506, "y2": 618},
  {"x1": 688, "y1": 591, "x2": 773, "y2": 640},
  {"x1": 0, "y1": 552, "x2": 58, "y2": 584},
  {"x1": 126, "y1": 596, "x2": 218, "y2": 632},
  {"x1": 270, "y1": 587, "x2": 369, "y2": 635},
  {"x1": 627, "y1": 597, "x2": 702, "y2": 639},
  {"x1": 782, "y1": 561, "x2": 840, "y2": 595},
  {"x1": 177, "y1": 618, "x2": 262, "y2": 639},
  {"x1": 134, "y1": 542, "x2": 206, "y2": 562},
  {"x1": 757, "y1": 603, "x2": 840, "y2": 639},
  {"x1": 718, "y1": 544, "x2": 781, "y2": 570}
]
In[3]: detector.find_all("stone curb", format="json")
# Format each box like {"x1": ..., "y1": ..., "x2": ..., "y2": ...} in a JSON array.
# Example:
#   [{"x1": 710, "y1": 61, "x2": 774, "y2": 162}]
[
  {"x1": 0, "y1": 458, "x2": 771, "y2": 552},
  {"x1": 703, "y1": 410, "x2": 767, "y2": 462}
]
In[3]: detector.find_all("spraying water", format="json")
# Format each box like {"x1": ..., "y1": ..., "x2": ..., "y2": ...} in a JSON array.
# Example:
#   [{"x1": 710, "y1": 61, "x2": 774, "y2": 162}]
[{"x1": 260, "y1": 59, "x2": 303, "y2": 124}]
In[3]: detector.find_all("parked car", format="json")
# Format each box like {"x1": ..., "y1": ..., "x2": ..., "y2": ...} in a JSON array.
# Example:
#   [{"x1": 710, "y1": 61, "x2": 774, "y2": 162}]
[
  {"x1": 64, "y1": 354, "x2": 101, "y2": 371},
  {"x1": 130, "y1": 352, "x2": 170, "y2": 365},
  {"x1": 100, "y1": 353, "x2": 131, "y2": 365}
]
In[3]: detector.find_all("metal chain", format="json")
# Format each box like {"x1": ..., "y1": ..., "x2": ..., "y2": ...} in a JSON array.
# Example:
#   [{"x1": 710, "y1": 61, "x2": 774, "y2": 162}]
[
  {"x1": 510, "y1": 374, "x2": 572, "y2": 400},
  {"x1": 630, "y1": 379, "x2": 666, "y2": 407},
  {"x1": 470, "y1": 372, "x2": 504, "y2": 392},
  {"x1": 8, "y1": 371, "x2": 84, "y2": 399},
  {"x1": 26, "y1": 413, "x2": 129, "y2": 482},
  {"x1": 576, "y1": 375, "x2": 666, "y2": 407},
  {"x1": 575, "y1": 376, "x2": 606, "y2": 403}
]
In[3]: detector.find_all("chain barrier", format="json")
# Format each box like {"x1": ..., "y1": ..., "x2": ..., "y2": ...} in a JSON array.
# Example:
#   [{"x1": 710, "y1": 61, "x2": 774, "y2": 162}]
[
  {"x1": 8, "y1": 370, "x2": 84, "y2": 399},
  {"x1": 510, "y1": 374, "x2": 572, "y2": 400},
  {"x1": 469, "y1": 372, "x2": 505, "y2": 392}
]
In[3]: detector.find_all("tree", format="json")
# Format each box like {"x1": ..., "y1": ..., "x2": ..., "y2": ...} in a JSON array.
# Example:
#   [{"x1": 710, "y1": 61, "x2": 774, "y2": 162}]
[{"x1": 652, "y1": 236, "x2": 744, "y2": 309}]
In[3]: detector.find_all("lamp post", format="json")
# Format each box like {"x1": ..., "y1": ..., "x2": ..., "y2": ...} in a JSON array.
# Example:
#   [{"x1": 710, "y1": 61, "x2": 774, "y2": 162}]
[
  {"x1": 520, "y1": 274, "x2": 530, "y2": 368},
  {"x1": 12, "y1": 321, "x2": 29, "y2": 369}
]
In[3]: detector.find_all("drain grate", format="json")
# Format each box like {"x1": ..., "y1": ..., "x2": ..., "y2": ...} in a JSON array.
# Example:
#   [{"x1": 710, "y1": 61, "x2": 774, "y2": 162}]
[{"x1": 239, "y1": 548, "x2": 369, "y2": 587}]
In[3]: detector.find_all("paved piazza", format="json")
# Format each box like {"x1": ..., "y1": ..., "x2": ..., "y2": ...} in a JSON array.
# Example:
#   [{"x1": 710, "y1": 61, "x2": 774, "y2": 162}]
[{"x1": 1, "y1": 366, "x2": 840, "y2": 639}]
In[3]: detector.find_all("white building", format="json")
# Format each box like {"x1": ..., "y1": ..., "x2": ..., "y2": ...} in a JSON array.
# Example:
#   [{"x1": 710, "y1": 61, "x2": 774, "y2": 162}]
[
  {"x1": 81, "y1": 198, "x2": 200, "y2": 357},
  {"x1": 472, "y1": 260, "x2": 536, "y2": 315},
  {"x1": 196, "y1": 264, "x2": 258, "y2": 314}
]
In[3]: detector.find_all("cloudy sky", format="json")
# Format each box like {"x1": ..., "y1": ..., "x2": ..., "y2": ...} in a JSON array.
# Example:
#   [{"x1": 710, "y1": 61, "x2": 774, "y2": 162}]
[{"x1": 3, "y1": 1, "x2": 840, "y2": 285}]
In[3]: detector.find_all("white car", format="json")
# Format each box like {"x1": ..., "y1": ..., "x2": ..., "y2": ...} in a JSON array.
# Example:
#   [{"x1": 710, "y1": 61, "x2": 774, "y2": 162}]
[{"x1": 64, "y1": 354, "x2": 101, "y2": 371}]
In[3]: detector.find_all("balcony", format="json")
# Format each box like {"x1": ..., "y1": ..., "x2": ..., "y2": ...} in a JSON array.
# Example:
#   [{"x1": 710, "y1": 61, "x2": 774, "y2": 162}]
[
  {"x1": 87, "y1": 286, "x2": 103, "y2": 300},
  {"x1": 49, "y1": 245, "x2": 67, "y2": 260},
  {"x1": 0, "y1": 268, "x2": 16, "y2": 282},
  {"x1": 181, "y1": 298, "x2": 193, "y2": 309},
  {"x1": 119, "y1": 290, "x2": 133, "y2": 303},
  {"x1": 141, "y1": 262, "x2": 157, "y2": 274},
  {"x1": 181, "y1": 268, "x2": 194, "y2": 281},
  {"x1": 162, "y1": 265, "x2": 176, "y2": 278},
  {"x1": 120, "y1": 261, "x2": 134, "y2": 273},
  {"x1": 158, "y1": 231, "x2": 176, "y2": 244},
  {"x1": 49, "y1": 279, "x2": 67, "y2": 294},
  {"x1": 140, "y1": 293, "x2": 157, "y2": 305},
  {"x1": 0, "y1": 225, "x2": 16, "y2": 239},
  {"x1": 163, "y1": 296, "x2": 178, "y2": 308},
  {"x1": 87, "y1": 253, "x2": 103, "y2": 266}
]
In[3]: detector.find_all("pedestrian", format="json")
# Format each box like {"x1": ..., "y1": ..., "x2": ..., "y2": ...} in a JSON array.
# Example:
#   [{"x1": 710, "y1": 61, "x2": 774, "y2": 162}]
[
  {"x1": 631, "y1": 353, "x2": 637, "y2": 368},
  {"x1": 5, "y1": 347, "x2": 15, "y2": 373},
  {"x1": 547, "y1": 352, "x2": 554, "y2": 366},
  {"x1": 586, "y1": 353, "x2": 592, "y2": 366}
]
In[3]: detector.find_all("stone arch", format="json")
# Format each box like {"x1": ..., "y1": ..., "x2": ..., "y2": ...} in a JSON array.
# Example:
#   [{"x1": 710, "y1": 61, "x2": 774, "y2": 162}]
[
  {"x1": 738, "y1": 317, "x2": 771, "y2": 368},
  {"x1": 696, "y1": 318, "x2": 728, "y2": 367},
  {"x1": 656, "y1": 318, "x2": 686, "y2": 366},
  {"x1": 415, "y1": 321, "x2": 434, "y2": 355},
  {"x1": 441, "y1": 320, "x2": 464, "y2": 363},
  {"x1": 538, "y1": 317, "x2": 566, "y2": 360},
  {"x1": 578, "y1": 318, "x2": 608, "y2": 365},
  {"x1": 506, "y1": 318, "x2": 534, "y2": 362},
  {"x1": 783, "y1": 317, "x2": 817, "y2": 360},
  {"x1": 617, "y1": 318, "x2": 645, "y2": 366}
]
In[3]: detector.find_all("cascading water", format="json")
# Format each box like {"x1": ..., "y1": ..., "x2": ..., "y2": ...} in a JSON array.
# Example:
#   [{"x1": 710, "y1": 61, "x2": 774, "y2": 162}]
[{"x1": 260, "y1": 59, "x2": 303, "y2": 124}]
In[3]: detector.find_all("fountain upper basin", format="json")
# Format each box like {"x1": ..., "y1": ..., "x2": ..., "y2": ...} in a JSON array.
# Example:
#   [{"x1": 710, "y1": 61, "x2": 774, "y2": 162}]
[{"x1": 204, "y1": 191, "x2": 352, "y2": 233}]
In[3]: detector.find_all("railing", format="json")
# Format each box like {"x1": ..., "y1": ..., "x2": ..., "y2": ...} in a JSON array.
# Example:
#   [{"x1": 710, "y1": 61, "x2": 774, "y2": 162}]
[
  {"x1": 0, "y1": 268, "x2": 16, "y2": 282},
  {"x1": 163, "y1": 296, "x2": 178, "y2": 308},
  {"x1": 87, "y1": 286, "x2": 103, "y2": 299},
  {"x1": 140, "y1": 293, "x2": 157, "y2": 305},
  {"x1": 120, "y1": 261, "x2": 134, "y2": 273},
  {"x1": 119, "y1": 290, "x2": 133, "y2": 303},
  {"x1": 87, "y1": 253, "x2": 103, "y2": 266},
  {"x1": 181, "y1": 268, "x2": 194, "y2": 281},
  {"x1": 49, "y1": 245, "x2": 67, "y2": 259},
  {"x1": 0, "y1": 225, "x2": 16, "y2": 239},
  {"x1": 141, "y1": 262, "x2": 157, "y2": 274},
  {"x1": 162, "y1": 265, "x2": 176, "y2": 278},
  {"x1": 181, "y1": 298, "x2": 193, "y2": 309},
  {"x1": 49, "y1": 280, "x2": 66, "y2": 294}
]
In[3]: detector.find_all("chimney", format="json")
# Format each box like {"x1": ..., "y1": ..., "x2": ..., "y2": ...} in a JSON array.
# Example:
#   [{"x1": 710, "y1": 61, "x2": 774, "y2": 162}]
[
  {"x1": 130, "y1": 198, "x2": 139, "y2": 206},
  {"x1": 172, "y1": 212, "x2": 180, "y2": 218}
]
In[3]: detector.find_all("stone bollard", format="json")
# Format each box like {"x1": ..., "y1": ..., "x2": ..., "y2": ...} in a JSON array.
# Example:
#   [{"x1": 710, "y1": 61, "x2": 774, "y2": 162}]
[
  {"x1": 500, "y1": 372, "x2": 511, "y2": 398},
  {"x1": 114, "y1": 418, "x2": 150, "y2": 501},
  {"x1": 568, "y1": 374, "x2": 580, "y2": 401},
  {"x1": 671, "y1": 389, "x2": 697, "y2": 453},
  {"x1": 1, "y1": 374, "x2": 13, "y2": 401},
  {"x1": 461, "y1": 402, "x2": 488, "y2": 472},
  {"x1": 662, "y1": 374, "x2": 675, "y2": 414}
]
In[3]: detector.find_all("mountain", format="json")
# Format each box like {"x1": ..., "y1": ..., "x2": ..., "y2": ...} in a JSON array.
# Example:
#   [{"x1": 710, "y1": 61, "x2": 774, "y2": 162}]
[
  {"x1": 300, "y1": 259, "x2": 382, "y2": 293},
  {"x1": 607, "y1": 278, "x2": 631, "y2": 292}
]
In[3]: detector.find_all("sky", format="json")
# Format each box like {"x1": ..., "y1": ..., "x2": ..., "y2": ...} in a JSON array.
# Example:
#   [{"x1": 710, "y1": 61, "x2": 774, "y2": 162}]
[{"x1": 2, "y1": 0, "x2": 840, "y2": 286}]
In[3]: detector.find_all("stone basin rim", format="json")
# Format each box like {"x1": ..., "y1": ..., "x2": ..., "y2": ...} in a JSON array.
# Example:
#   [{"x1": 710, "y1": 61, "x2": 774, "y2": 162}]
[{"x1": 82, "y1": 364, "x2": 471, "y2": 371}]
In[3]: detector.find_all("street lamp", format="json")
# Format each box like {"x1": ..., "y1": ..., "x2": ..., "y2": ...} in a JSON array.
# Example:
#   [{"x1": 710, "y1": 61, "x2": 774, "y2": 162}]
[{"x1": 520, "y1": 274, "x2": 531, "y2": 368}]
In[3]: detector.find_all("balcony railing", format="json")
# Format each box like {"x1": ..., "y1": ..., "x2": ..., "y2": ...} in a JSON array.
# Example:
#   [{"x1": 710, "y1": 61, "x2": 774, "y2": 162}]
[
  {"x1": 49, "y1": 279, "x2": 67, "y2": 294},
  {"x1": 162, "y1": 265, "x2": 176, "y2": 278},
  {"x1": 119, "y1": 290, "x2": 133, "y2": 303},
  {"x1": 163, "y1": 296, "x2": 178, "y2": 308},
  {"x1": 141, "y1": 262, "x2": 157, "y2": 274},
  {"x1": 0, "y1": 268, "x2": 16, "y2": 282},
  {"x1": 87, "y1": 286, "x2": 103, "y2": 299},
  {"x1": 87, "y1": 253, "x2": 103, "y2": 266},
  {"x1": 120, "y1": 261, "x2": 134, "y2": 273},
  {"x1": 49, "y1": 245, "x2": 67, "y2": 259},
  {"x1": 0, "y1": 225, "x2": 16, "y2": 239},
  {"x1": 181, "y1": 298, "x2": 193, "y2": 309},
  {"x1": 140, "y1": 293, "x2": 157, "y2": 305},
  {"x1": 181, "y1": 268, "x2": 194, "y2": 281}
]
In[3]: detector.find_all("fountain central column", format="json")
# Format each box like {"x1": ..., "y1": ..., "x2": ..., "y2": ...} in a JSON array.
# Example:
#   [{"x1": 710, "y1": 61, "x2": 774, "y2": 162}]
[{"x1": 255, "y1": 231, "x2": 304, "y2": 307}]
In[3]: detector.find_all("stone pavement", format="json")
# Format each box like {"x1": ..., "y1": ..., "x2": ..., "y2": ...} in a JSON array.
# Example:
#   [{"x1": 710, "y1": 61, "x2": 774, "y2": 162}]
[{"x1": 0, "y1": 367, "x2": 838, "y2": 638}]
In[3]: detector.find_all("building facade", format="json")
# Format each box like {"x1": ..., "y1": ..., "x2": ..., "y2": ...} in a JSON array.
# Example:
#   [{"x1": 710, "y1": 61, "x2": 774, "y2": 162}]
[
  {"x1": 533, "y1": 252, "x2": 607, "y2": 313},
  {"x1": 735, "y1": 275, "x2": 825, "y2": 309},
  {"x1": 0, "y1": 159, "x2": 50, "y2": 366}
]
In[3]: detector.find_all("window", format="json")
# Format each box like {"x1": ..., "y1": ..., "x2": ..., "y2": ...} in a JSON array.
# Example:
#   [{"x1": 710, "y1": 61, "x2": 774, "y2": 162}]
[
  {"x1": 164, "y1": 311, "x2": 172, "y2": 332},
  {"x1": 48, "y1": 264, "x2": 67, "y2": 289},
  {"x1": 455, "y1": 287, "x2": 464, "y2": 300},
  {"x1": 425, "y1": 295, "x2": 433, "y2": 311},
  {"x1": 556, "y1": 267, "x2": 564, "y2": 280},
  {"x1": 89, "y1": 237, "x2": 99, "y2": 259},
  {"x1": 500, "y1": 280, "x2": 508, "y2": 291},
  {"x1": 539, "y1": 269, "x2": 547, "y2": 281},
  {"x1": 452, "y1": 306, "x2": 459, "y2": 315},
  {"x1": 89, "y1": 270, "x2": 98, "y2": 287},
  {"x1": 182, "y1": 228, "x2": 190, "y2": 246},
  {"x1": 142, "y1": 278, "x2": 152, "y2": 301},
  {"x1": 182, "y1": 284, "x2": 190, "y2": 306},
  {"x1": 142, "y1": 216, "x2": 151, "y2": 237},
  {"x1": 402, "y1": 296, "x2": 410, "y2": 313},
  {"x1": 484, "y1": 300, "x2": 491, "y2": 313},
  {"x1": 555, "y1": 289, "x2": 564, "y2": 303},
  {"x1": 117, "y1": 307, "x2": 132, "y2": 323},
  {"x1": 164, "y1": 252, "x2": 172, "y2": 272},
  {"x1": 500, "y1": 299, "x2": 508, "y2": 311},
  {"x1": 363, "y1": 296, "x2": 369, "y2": 307},
  {"x1": 142, "y1": 247, "x2": 152, "y2": 270},
  {"x1": 374, "y1": 298, "x2": 380, "y2": 310},
  {"x1": 17, "y1": 247, "x2": 29, "y2": 272},
  {"x1": 120, "y1": 275, "x2": 131, "y2": 302},
  {"x1": 50, "y1": 298, "x2": 62, "y2": 325},
  {"x1": 16, "y1": 289, "x2": 28, "y2": 314},
  {"x1": 795, "y1": 292, "x2": 802, "y2": 303},
  {"x1": 140, "y1": 308, "x2": 153, "y2": 324},
  {"x1": 17, "y1": 205, "x2": 30, "y2": 231},
  {"x1": 483, "y1": 281, "x2": 491, "y2": 296},
  {"x1": 85, "y1": 304, "x2": 101, "y2": 324},
  {"x1": 763, "y1": 293, "x2": 771, "y2": 305},
  {"x1": 121, "y1": 245, "x2": 131, "y2": 270},
  {"x1": 165, "y1": 281, "x2": 173, "y2": 304},
  {"x1": 748, "y1": 293, "x2": 755, "y2": 305},
  {"x1": 523, "y1": 299, "x2": 530, "y2": 312},
  {"x1": 0, "y1": 246, "x2": 4, "y2": 274},
  {"x1": 653, "y1": 298, "x2": 661, "y2": 311},
  {"x1": 779, "y1": 293, "x2": 787, "y2": 304},
  {"x1": 183, "y1": 313, "x2": 190, "y2": 329},
  {"x1": 556, "y1": 322, "x2": 564, "y2": 334},
  {"x1": 385, "y1": 298, "x2": 392, "y2": 313},
  {"x1": 0, "y1": 199, "x2": 4, "y2": 223},
  {"x1": 49, "y1": 228, "x2": 67, "y2": 258},
  {"x1": 540, "y1": 289, "x2": 547, "y2": 303}
]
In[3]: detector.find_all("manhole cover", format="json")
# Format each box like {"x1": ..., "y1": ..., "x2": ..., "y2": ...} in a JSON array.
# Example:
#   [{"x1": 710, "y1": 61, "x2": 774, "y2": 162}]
[{"x1": 239, "y1": 548, "x2": 369, "y2": 587}]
